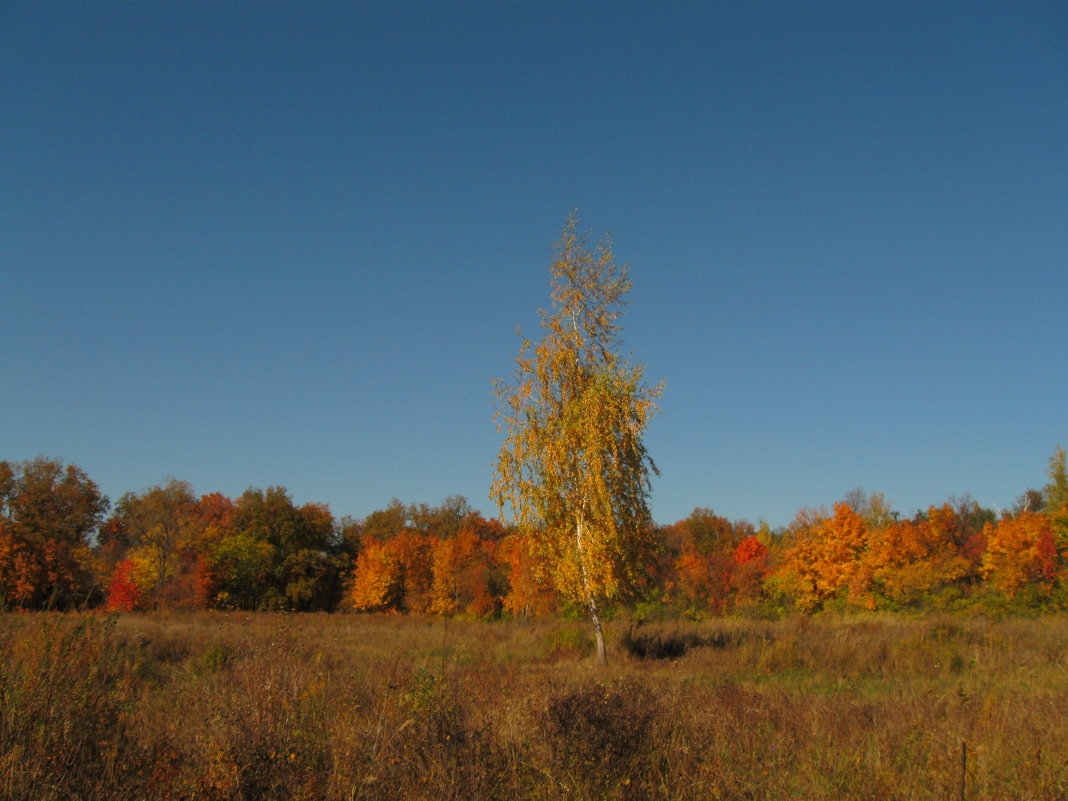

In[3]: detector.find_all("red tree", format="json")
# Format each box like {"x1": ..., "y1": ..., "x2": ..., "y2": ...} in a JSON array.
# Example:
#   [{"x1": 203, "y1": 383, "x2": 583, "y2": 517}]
[{"x1": 105, "y1": 559, "x2": 145, "y2": 612}]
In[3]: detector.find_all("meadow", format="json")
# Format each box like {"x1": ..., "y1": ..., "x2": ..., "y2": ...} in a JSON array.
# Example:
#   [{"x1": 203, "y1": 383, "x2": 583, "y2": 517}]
[{"x1": 2, "y1": 611, "x2": 1067, "y2": 801}]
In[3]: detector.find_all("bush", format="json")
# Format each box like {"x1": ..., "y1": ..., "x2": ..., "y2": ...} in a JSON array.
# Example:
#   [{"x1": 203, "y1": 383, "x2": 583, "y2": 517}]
[{"x1": 538, "y1": 677, "x2": 661, "y2": 797}]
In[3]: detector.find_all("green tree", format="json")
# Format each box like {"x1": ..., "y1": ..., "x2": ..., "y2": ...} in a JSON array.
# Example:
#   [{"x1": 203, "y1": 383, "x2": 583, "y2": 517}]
[
  {"x1": 1044, "y1": 447, "x2": 1068, "y2": 510},
  {"x1": 225, "y1": 487, "x2": 342, "y2": 610},
  {"x1": 1044, "y1": 446, "x2": 1068, "y2": 548},
  {"x1": 360, "y1": 499, "x2": 409, "y2": 541},
  {"x1": 492, "y1": 215, "x2": 662, "y2": 665},
  {"x1": 409, "y1": 495, "x2": 478, "y2": 539}
]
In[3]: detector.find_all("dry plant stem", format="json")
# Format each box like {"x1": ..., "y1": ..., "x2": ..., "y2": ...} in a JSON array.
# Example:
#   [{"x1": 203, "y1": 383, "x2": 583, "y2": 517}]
[{"x1": 960, "y1": 740, "x2": 967, "y2": 801}]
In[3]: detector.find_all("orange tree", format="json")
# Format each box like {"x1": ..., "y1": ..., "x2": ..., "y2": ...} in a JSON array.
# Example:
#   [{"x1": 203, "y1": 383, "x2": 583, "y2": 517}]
[
  {"x1": 981, "y1": 512, "x2": 1059, "y2": 598},
  {"x1": 430, "y1": 526, "x2": 499, "y2": 617},
  {"x1": 498, "y1": 532, "x2": 557, "y2": 619},
  {"x1": 664, "y1": 508, "x2": 753, "y2": 615},
  {"x1": 350, "y1": 529, "x2": 434, "y2": 613},
  {"x1": 765, "y1": 503, "x2": 868, "y2": 612},
  {"x1": 860, "y1": 508, "x2": 973, "y2": 607}
]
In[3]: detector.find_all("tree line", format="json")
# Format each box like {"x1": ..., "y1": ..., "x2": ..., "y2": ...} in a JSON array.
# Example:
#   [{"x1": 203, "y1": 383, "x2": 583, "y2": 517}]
[
  {"x1": 4, "y1": 218, "x2": 1065, "y2": 620},
  {"x1": 1, "y1": 449, "x2": 1065, "y2": 615}
]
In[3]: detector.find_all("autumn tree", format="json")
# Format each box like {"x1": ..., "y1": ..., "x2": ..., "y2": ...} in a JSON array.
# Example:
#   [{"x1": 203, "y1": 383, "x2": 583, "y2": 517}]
[
  {"x1": 766, "y1": 503, "x2": 868, "y2": 612},
  {"x1": 183, "y1": 492, "x2": 237, "y2": 608},
  {"x1": 731, "y1": 534, "x2": 770, "y2": 606},
  {"x1": 498, "y1": 532, "x2": 557, "y2": 619},
  {"x1": 349, "y1": 538, "x2": 402, "y2": 611},
  {"x1": 664, "y1": 508, "x2": 752, "y2": 615},
  {"x1": 109, "y1": 478, "x2": 197, "y2": 609},
  {"x1": 936, "y1": 495, "x2": 996, "y2": 557},
  {"x1": 492, "y1": 216, "x2": 662, "y2": 665},
  {"x1": 0, "y1": 457, "x2": 108, "y2": 610},
  {"x1": 386, "y1": 530, "x2": 435, "y2": 612},
  {"x1": 104, "y1": 559, "x2": 145, "y2": 612},
  {"x1": 981, "y1": 512, "x2": 1059, "y2": 598},
  {"x1": 861, "y1": 510, "x2": 972, "y2": 606},
  {"x1": 430, "y1": 525, "x2": 499, "y2": 617},
  {"x1": 349, "y1": 530, "x2": 434, "y2": 612}
]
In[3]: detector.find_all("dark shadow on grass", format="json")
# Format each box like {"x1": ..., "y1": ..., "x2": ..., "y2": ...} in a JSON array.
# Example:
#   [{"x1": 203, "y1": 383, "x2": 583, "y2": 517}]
[{"x1": 620, "y1": 627, "x2": 764, "y2": 660}]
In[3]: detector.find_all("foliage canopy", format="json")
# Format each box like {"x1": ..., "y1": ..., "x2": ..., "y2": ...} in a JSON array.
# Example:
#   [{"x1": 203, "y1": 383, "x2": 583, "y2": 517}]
[{"x1": 492, "y1": 216, "x2": 662, "y2": 661}]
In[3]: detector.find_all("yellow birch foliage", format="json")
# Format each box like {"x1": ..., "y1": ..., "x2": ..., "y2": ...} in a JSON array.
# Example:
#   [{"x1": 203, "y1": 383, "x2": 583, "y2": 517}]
[{"x1": 492, "y1": 216, "x2": 662, "y2": 615}]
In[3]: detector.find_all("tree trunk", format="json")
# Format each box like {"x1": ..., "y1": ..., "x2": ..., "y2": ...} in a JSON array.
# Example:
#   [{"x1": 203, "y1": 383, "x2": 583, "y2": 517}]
[
  {"x1": 589, "y1": 597, "x2": 608, "y2": 666},
  {"x1": 575, "y1": 512, "x2": 608, "y2": 665}
]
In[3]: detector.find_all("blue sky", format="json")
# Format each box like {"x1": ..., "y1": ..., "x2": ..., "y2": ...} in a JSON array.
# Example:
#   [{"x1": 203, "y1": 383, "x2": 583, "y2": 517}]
[{"x1": 3, "y1": 1, "x2": 1066, "y2": 529}]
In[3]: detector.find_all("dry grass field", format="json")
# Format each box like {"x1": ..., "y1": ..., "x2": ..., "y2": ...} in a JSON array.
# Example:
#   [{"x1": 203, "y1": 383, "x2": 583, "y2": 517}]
[{"x1": 2, "y1": 611, "x2": 1068, "y2": 800}]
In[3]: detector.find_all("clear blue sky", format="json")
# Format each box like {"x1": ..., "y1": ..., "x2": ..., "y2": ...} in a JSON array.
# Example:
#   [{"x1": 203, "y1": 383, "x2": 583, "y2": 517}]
[{"x1": 3, "y1": 1, "x2": 1066, "y2": 529}]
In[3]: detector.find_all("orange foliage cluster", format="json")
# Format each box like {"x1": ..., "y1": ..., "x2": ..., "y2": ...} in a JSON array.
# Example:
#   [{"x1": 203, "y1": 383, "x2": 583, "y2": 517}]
[
  {"x1": 981, "y1": 512, "x2": 1059, "y2": 597},
  {"x1": 0, "y1": 458, "x2": 105, "y2": 610},
  {"x1": 656, "y1": 509, "x2": 769, "y2": 615},
  {"x1": 765, "y1": 499, "x2": 1067, "y2": 612},
  {"x1": 349, "y1": 522, "x2": 556, "y2": 618}
]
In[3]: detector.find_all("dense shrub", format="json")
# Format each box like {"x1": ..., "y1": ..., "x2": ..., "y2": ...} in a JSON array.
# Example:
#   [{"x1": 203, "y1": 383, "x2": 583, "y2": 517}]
[{"x1": 538, "y1": 677, "x2": 661, "y2": 799}]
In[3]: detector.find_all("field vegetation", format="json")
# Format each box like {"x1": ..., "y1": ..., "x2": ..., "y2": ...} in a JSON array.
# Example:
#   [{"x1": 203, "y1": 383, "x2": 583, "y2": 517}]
[{"x1": 3, "y1": 611, "x2": 1068, "y2": 800}]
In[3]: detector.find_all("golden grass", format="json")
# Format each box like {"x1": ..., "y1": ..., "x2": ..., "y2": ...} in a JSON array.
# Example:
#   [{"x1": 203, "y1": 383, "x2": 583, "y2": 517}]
[{"x1": 2, "y1": 611, "x2": 1067, "y2": 800}]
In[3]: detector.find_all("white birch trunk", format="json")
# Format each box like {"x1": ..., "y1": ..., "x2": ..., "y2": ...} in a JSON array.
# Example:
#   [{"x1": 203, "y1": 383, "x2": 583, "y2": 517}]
[{"x1": 576, "y1": 514, "x2": 608, "y2": 666}]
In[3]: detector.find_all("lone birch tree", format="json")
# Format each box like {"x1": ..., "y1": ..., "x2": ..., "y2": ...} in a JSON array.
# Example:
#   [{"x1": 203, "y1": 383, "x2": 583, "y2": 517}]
[{"x1": 492, "y1": 215, "x2": 662, "y2": 665}]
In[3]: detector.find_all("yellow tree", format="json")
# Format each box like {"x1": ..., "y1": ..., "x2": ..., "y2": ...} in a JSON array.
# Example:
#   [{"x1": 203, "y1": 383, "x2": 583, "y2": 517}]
[
  {"x1": 492, "y1": 215, "x2": 662, "y2": 665},
  {"x1": 349, "y1": 539, "x2": 401, "y2": 611}
]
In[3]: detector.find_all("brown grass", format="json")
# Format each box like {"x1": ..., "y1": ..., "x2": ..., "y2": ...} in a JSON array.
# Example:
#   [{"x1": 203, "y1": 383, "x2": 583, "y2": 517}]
[{"x1": 2, "y1": 611, "x2": 1067, "y2": 800}]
